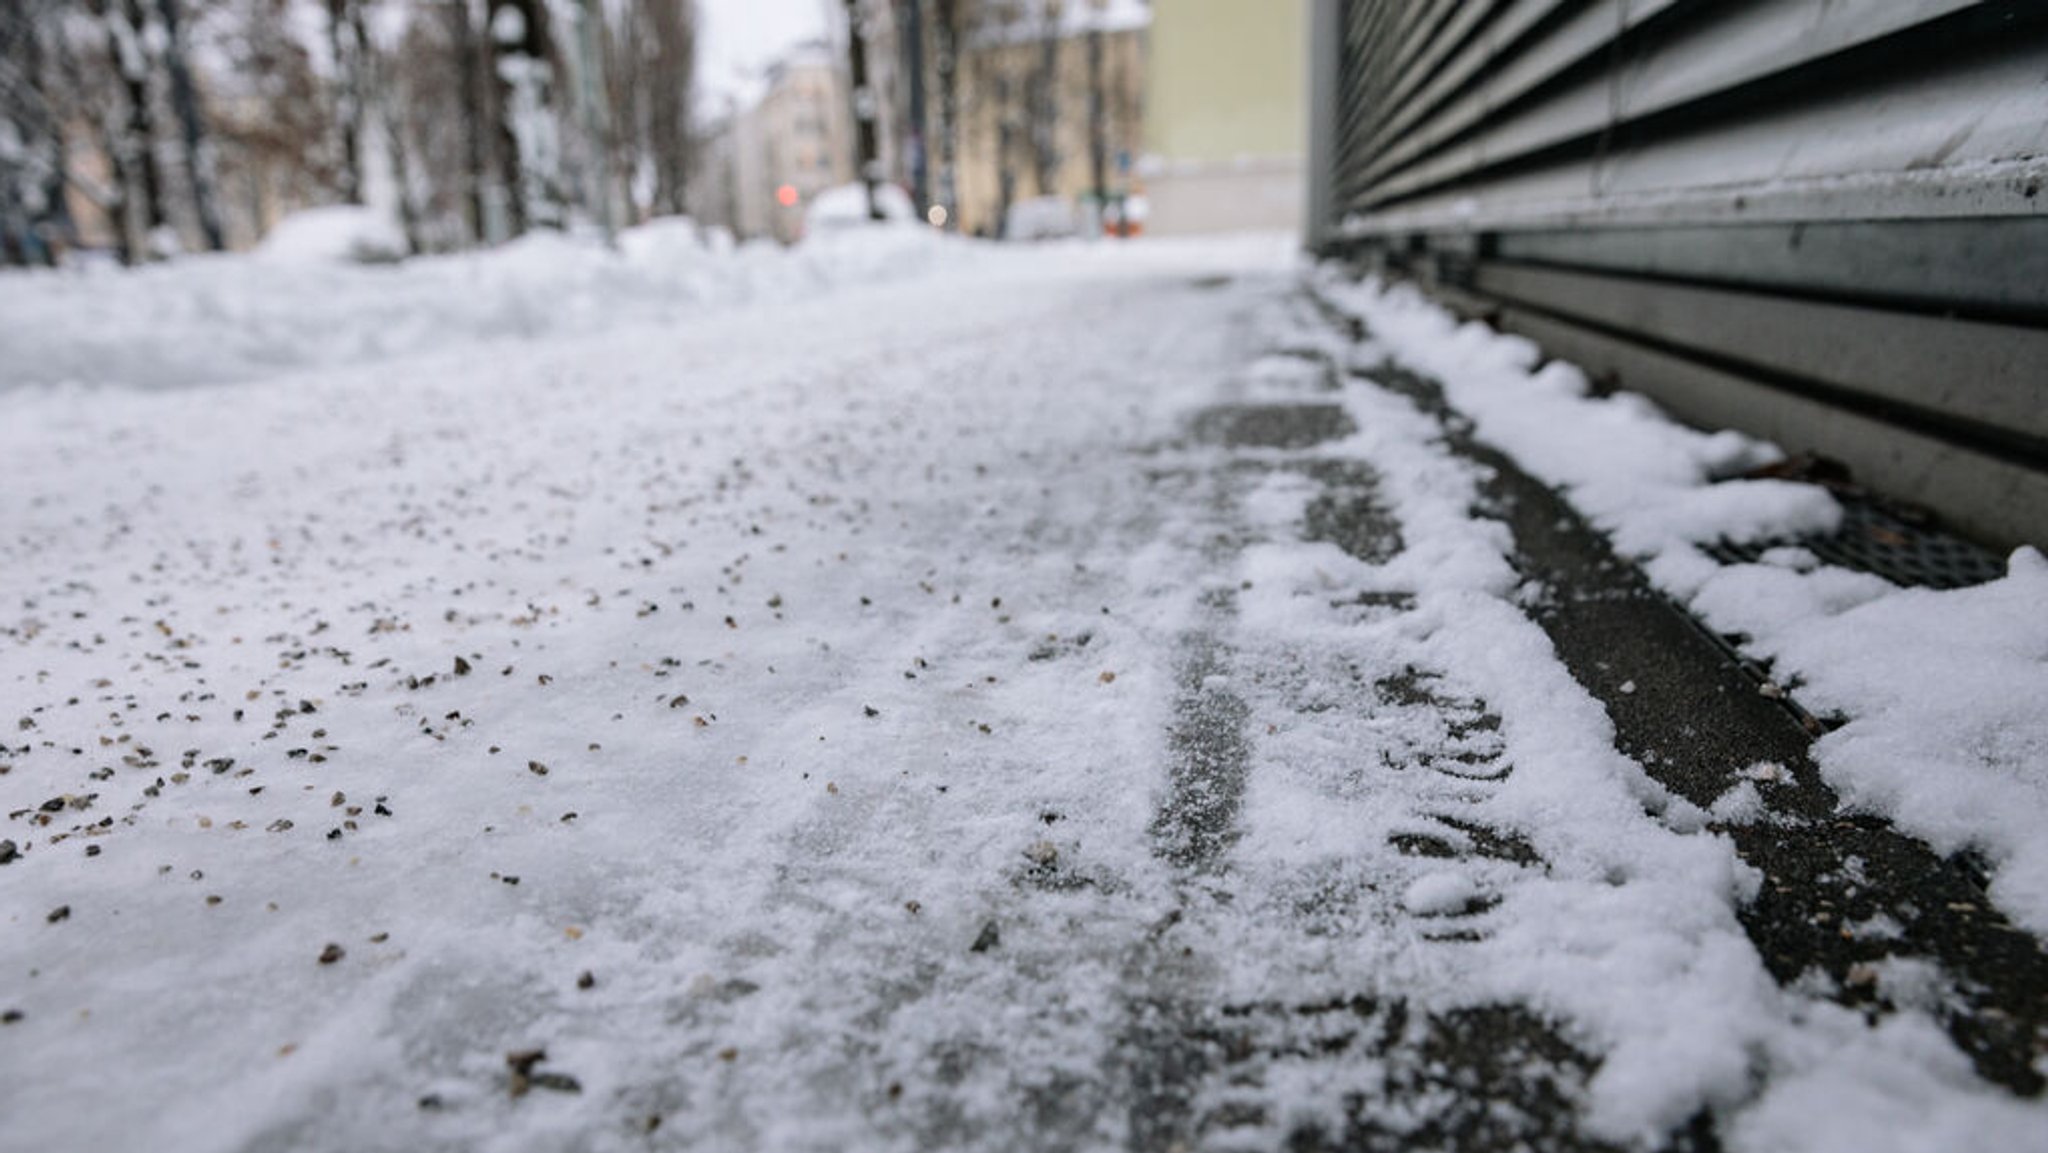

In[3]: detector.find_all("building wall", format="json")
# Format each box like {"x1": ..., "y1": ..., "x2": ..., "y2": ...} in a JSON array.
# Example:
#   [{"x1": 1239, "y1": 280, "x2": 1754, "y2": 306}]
[
  {"x1": 696, "y1": 5, "x2": 1150, "y2": 244},
  {"x1": 952, "y1": 25, "x2": 1145, "y2": 238},
  {"x1": 754, "y1": 49, "x2": 857, "y2": 243},
  {"x1": 1143, "y1": 0, "x2": 1306, "y2": 235},
  {"x1": 692, "y1": 44, "x2": 860, "y2": 245}
]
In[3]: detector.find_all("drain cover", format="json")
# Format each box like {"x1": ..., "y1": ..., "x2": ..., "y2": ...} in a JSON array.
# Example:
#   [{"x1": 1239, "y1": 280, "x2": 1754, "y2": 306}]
[{"x1": 1705, "y1": 499, "x2": 2007, "y2": 590}]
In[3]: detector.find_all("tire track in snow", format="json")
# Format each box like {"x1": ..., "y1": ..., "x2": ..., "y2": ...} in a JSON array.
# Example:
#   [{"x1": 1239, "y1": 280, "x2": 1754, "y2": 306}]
[{"x1": 1106, "y1": 295, "x2": 1629, "y2": 1150}]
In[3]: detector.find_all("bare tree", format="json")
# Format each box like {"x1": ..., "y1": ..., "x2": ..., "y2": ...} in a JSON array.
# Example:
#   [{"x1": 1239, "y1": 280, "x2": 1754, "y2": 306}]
[
  {"x1": 91, "y1": 0, "x2": 169, "y2": 256},
  {"x1": 598, "y1": 0, "x2": 639, "y2": 220},
  {"x1": 970, "y1": 2, "x2": 1024, "y2": 234},
  {"x1": 1086, "y1": 0, "x2": 1104, "y2": 207},
  {"x1": 447, "y1": 0, "x2": 490, "y2": 241},
  {"x1": 0, "y1": 0, "x2": 76, "y2": 264},
  {"x1": 384, "y1": 1, "x2": 482, "y2": 248},
  {"x1": 3, "y1": 0, "x2": 700, "y2": 258},
  {"x1": 598, "y1": 0, "x2": 693, "y2": 223},
  {"x1": 930, "y1": 0, "x2": 960, "y2": 227},
  {"x1": 636, "y1": 0, "x2": 693, "y2": 218},
  {"x1": 44, "y1": 0, "x2": 140, "y2": 261},
  {"x1": 205, "y1": 0, "x2": 339, "y2": 243},
  {"x1": 324, "y1": 0, "x2": 370, "y2": 205},
  {"x1": 156, "y1": 0, "x2": 223, "y2": 249},
  {"x1": 1027, "y1": 0, "x2": 1059, "y2": 196},
  {"x1": 487, "y1": 0, "x2": 561, "y2": 234},
  {"x1": 843, "y1": 0, "x2": 881, "y2": 219}
]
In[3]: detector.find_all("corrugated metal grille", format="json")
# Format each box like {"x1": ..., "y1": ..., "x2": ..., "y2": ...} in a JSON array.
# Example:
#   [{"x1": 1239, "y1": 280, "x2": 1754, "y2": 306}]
[
  {"x1": 1310, "y1": 0, "x2": 2048, "y2": 550},
  {"x1": 1702, "y1": 500, "x2": 2009, "y2": 592},
  {"x1": 1328, "y1": 0, "x2": 2047, "y2": 231}
]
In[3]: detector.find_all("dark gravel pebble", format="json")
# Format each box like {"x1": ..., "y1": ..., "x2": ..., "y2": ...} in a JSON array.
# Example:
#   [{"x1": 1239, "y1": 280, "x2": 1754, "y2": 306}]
[
  {"x1": 506, "y1": 1048, "x2": 546, "y2": 1075},
  {"x1": 970, "y1": 920, "x2": 1000, "y2": 953},
  {"x1": 527, "y1": 1071, "x2": 581, "y2": 1094}
]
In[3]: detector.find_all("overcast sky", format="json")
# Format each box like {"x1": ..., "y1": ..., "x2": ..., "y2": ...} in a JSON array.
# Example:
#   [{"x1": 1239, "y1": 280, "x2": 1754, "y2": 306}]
[{"x1": 696, "y1": 0, "x2": 832, "y2": 106}]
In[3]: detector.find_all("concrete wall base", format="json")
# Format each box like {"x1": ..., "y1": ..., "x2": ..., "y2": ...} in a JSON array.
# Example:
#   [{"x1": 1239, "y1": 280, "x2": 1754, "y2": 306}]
[{"x1": 1145, "y1": 160, "x2": 1304, "y2": 236}]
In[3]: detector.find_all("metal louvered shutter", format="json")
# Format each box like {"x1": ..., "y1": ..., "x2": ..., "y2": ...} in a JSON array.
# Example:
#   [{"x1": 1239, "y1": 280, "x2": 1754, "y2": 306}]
[{"x1": 1306, "y1": 0, "x2": 2048, "y2": 551}]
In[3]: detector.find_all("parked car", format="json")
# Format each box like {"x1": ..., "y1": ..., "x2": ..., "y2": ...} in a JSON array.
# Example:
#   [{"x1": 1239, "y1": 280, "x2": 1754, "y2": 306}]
[
  {"x1": 1003, "y1": 196, "x2": 1080, "y2": 241},
  {"x1": 1101, "y1": 193, "x2": 1148, "y2": 238},
  {"x1": 803, "y1": 183, "x2": 919, "y2": 235}
]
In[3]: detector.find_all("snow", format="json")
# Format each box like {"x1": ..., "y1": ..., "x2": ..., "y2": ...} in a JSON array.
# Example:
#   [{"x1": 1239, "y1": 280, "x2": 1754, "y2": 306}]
[
  {"x1": 1700, "y1": 552, "x2": 2048, "y2": 929},
  {"x1": 804, "y1": 183, "x2": 920, "y2": 232},
  {"x1": 1400, "y1": 871, "x2": 1483, "y2": 916},
  {"x1": 1003, "y1": 195, "x2": 1082, "y2": 241},
  {"x1": 0, "y1": 236, "x2": 2043, "y2": 1151},
  {"x1": 0, "y1": 218, "x2": 955, "y2": 394},
  {"x1": 1318, "y1": 275, "x2": 2048, "y2": 939},
  {"x1": 255, "y1": 205, "x2": 410, "y2": 265}
]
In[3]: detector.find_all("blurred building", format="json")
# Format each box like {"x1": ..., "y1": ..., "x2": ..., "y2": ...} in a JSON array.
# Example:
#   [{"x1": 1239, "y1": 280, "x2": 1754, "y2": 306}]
[
  {"x1": 694, "y1": 1, "x2": 1152, "y2": 244},
  {"x1": 950, "y1": 1, "x2": 1147, "y2": 238},
  {"x1": 687, "y1": 102, "x2": 747, "y2": 240},
  {"x1": 753, "y1": 42, "x2": 859, "y2": 242},
  {"x1": 1142, "y1": 0, "x2": 1305, "y2": 234},
  {"x1": 692, "y1": 40, "x2": 857, "y2": 244}
]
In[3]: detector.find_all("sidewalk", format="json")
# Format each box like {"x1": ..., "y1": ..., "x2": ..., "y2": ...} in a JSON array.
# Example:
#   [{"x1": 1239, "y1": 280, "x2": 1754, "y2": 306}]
[{"x1": 1, "y1": 236, "x2": 2043, "y2": 1151}]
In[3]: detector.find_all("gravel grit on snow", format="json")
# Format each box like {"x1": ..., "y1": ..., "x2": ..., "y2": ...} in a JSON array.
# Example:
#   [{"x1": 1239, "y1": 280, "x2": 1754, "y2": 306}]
[{"x1": 1, "y1": 233, "x2": 2043, "y2": 1152}]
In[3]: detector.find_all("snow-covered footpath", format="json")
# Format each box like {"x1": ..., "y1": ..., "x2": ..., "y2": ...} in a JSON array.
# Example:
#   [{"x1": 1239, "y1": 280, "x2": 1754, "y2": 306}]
[{"x1": 1, "y1": 231, "x2": 2044, "y2": 1151}]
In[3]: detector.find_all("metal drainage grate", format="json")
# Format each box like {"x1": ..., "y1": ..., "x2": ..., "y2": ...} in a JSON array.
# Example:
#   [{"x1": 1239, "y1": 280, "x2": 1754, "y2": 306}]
[{"x1": 1704, "y1": 498, "x2": 2009, "y2": 591}]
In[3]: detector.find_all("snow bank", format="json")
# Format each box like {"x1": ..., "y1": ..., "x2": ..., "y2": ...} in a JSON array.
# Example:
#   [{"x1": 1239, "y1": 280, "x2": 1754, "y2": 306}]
[
  {"x1": 804, "y1": 183, "x2": 920, "y2": 232},
  {"x1": 1318, "y1": 273, "x2": 2048, "y2": 938},
  {"x1": 255, "y1": 206, "x2": 410, "y2": 265},
  {"x1": 0, "y1": 216, "x2": 960, "y2": 394}
]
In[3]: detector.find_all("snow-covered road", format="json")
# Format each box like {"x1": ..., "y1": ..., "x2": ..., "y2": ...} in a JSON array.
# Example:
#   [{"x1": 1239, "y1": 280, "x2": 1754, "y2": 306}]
[{"x1": 3, "y1": 235, "x2": 2044, "y2": 1152}]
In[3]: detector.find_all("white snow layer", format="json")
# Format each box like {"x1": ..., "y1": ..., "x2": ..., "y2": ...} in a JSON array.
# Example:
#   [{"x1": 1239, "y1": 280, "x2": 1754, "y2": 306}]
[
  {"x1": 255, "y1": 205, "x2": 412, "y2": 265},
  {"x1": 1315, "y1": 275, "x2": 2048, "y2": 940},
  {"x1": 0, "y1": 217, "x2": 959, "y2": 395},
  {"x1": 0, "y1": 236, "x2": 2042, "y2": 1152}
]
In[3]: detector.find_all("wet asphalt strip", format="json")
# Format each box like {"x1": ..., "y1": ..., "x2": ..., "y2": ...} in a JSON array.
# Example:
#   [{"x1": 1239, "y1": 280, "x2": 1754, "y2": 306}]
[{"x1": 1302, "y1": 285, "x2": 2048, "y2": 1098}]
